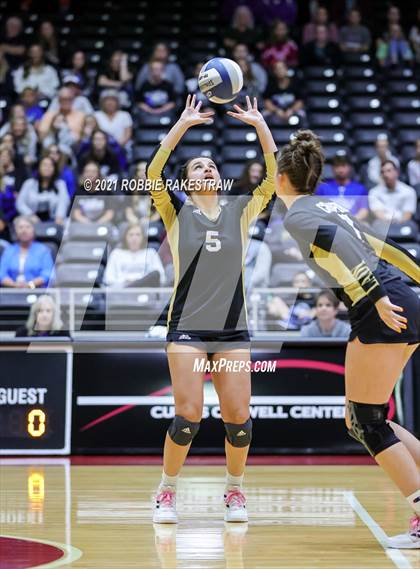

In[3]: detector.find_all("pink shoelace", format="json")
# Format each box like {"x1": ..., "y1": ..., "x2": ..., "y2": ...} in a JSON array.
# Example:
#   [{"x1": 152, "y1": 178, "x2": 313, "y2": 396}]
[
  {"x1": 156, "y1": 490, "x2": 175, "y2": 507},
  {"x1": 409, "y1": 516, "x2": 420, "y2": 535},
  {"x1": 225, "y1": 489, "x2": 246, "y2": 508}
]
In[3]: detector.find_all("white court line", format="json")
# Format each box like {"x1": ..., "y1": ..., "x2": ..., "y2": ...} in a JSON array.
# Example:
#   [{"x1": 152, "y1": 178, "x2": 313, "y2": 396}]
[{"x1": 344, "y1": 491, "x2": 412, "y2": 569}]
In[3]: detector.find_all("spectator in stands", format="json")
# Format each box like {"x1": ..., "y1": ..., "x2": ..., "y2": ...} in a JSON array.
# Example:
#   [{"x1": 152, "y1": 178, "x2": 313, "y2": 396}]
[
  {"x1": 72, "y1": 161, "x2": 115, "y2": 224},
  {"x1": 0, "y1": 215, "x2": 53, "y2": 288},
  {"x1": 0, "y1": 103, "x2": 26, "y2": 137},
  {"x1": 13, "y1": 44, "x2": 60, "y2": 99},
  {"x1": 78, "y1": 129, "x2": 120, "y2": 179},
  {"x1": 302, "y1": 6, "x2": 338, "y2": 44},
  {"x1": 97, "y1": 50, "x2": 133, "y2": 107},
  {"x1": 339, "y1": 8, "x2": 371, "y2": 53},
  {"x1": 0, "y1": 48, "x2": 14, "y2": 97},
  {"x1": 20, "y1": 87, "x2": 44, "y2": 126},
  {"x1": 250, "y1": 0, "x2": 297, "y2": 26},
  {"x1": 0, "y1": 16, "x2": 26, "y2": 69},
  {"x1": 15, "y1": 294, "x2": 67, "y2": 337},
  {"x1": 316, "y1": 155, "x2": 369, "y2": 220},
  {"x1": 267, "y1": 271, "x2": 315, "y2": 330},
  {"x1": 37, "y1": 21, "x2": 59, "y2": 67},
  {"x1": 409, "y1": 8, "x2": 420, "y2": 63},
  {"x1": 232, "y1": 43, "x2": 267, "y2": 93},
  {"x1": 39, "y1": 87, "x2": 85, "y2": 146},
  {"x1": 301, "y1": 24, "x2": 341, "y2": 66},
  {"x1": 386, "y1": 4, "x2": 401, "y2": 26},
  {"x1": 367, "y1": 135, "x2": 400, "y2": 186},
  {"x1": 135, "y1": 61, "x2": 176, "y2": 116},
  {"x1": 376, "y1": 24, "x2": 414, "y2": 67},
  {"x1": 42, "y1": 144, "x2": 76, "y2": 199},
  {"x1": 64, "y1": 51, "x2": 94, "y2": 97},
  {"x1": 94, "y1": 89, "x2": 133, "y2": 149},
  {"x1": 135, "y1": 42, "x2": 184, "y2": 96},
  {"x1": 244, "y1": 238, "x2": 272, "y2": 288},
  {"x1": 125, "y1": 161, "x2": 151, "y2": 221},
  {"x1": 10, "y1": 116, "x2": 37, "y2": 166},
  {"x1": 236, "y1": 59, "x2": 264, "y2": 106},
  {"x1": 104, "y1": 222, "x2": 165, "y2": 288},
  {"x1": 0, "y1": 142, "x2": 27, "y2": 192},
  {"x1": 48, "y1": 75, "x2": 94, "y2": 115},
  {"x1": 300, "y1": 290, "x2": 351, "y2": 338},
  {"x1": 80, "y1": 114, "x2": 98, "y2": 145},
  {"x1": 223, "y1": 5, "x2": 263, "y2": 55},
  {"x1": 0, "y1": 156, "x2": 17, "y2": 240},
  {"x1": 263, "y1": 61, "x2": 304, "y2": 125},
  {"x1": 407, "y1": 139, "x2": 420, "y2": 187},
  {"x1": 231, "y1": 160, "x2": 264, "y2": 195},
  {"x1": 261, "y1": 20, "x2": 299, "y2": 68},
  {"x1": 17, "y1": 157, "x2": 69, "y2": 224},
  {"x1": 369, "y1": 160, "x2": 417, "y2": 224}
]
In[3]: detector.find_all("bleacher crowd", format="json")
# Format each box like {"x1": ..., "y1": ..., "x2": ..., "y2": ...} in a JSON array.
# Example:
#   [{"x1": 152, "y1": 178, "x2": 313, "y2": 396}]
[{"x1": 0, "y1": 0, "x2": 419, "y2": 335}]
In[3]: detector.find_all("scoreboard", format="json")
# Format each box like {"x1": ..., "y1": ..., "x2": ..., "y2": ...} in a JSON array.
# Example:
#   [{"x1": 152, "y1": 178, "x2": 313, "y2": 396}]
[{"x1": 0, "y1": 342, "x2": 72, "y2": 455}]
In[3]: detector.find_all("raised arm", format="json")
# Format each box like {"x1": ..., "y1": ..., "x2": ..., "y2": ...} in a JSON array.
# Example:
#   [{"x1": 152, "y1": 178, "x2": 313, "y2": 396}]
[
  {"x1": 228, "y1": 97, "x2": 278, "y2": 225},
  {"x1": 146, "y1": 95, "x2": 215, "y2": 227}
]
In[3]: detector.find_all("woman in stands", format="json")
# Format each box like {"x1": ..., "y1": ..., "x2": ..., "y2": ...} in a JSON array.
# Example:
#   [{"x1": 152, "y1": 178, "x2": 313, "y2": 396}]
[
  {"x1": 147, "y1": 94, "x2": 277, "y2": 524},
  {"x1": 15, "y1": 294, "x2": 66, "y2": 337},
  {"x1": 276, "y1": 130, "x2": 420, "y2": 549}
]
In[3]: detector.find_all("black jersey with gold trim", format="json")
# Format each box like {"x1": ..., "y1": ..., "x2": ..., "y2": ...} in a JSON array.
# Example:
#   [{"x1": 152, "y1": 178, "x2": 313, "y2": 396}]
[
  {"x1": 283, "y1": 195, "x2": 420, "y2": 310},
  {"x1": 147, "y1": 145, "x2": 276, "y2": 333}
]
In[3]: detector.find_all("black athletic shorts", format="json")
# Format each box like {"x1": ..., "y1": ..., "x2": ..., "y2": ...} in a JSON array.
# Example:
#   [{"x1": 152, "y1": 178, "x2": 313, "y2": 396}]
[
  {"x1": 166, "y1": 329, "x2": 251, "y2": 356},
  {"x1": 349, "y1": 278, "x2": 420, "y2": 345}
]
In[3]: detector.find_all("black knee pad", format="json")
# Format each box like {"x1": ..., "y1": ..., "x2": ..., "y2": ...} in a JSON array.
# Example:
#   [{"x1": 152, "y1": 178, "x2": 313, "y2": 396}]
[
  {"x1": 224, "y1": 418, "x2": 252, "y2": 448},
  {"x1": 167, "y1": 415, "x2": 200, "y2": 446},
  {"x1": 347, "y1": 401, "x2": 400, "y2": 457}
]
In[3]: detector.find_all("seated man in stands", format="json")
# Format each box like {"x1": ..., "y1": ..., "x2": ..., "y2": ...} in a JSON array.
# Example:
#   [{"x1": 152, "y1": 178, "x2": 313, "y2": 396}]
[
  {"x1": 0, "y1": 215, "x2": 54, "y2": 288},
  {"x1": 15, "y1": 294, "x2": 68, "y2": 337},
  {"x1": 368, "y1": 160, "x2": 417, "y2": 225},
  {"x1": 300, "y1": 290, "x2": 351, "y2": 338},
  {"x1": 316, "y1": 154, "x2": 369, "y2": 220},
  {"x1": 135, "y1": 61, "x2": 176, "y2": 116}
]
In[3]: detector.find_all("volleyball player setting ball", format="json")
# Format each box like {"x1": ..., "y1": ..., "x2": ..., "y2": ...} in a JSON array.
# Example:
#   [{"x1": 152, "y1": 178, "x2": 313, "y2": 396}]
[
  {"x1": 147, "y1": 58, "x2": 277, "y2": 524},
  {"x1": 275, "y1": 130, "x2": 420, "y2": 549}
]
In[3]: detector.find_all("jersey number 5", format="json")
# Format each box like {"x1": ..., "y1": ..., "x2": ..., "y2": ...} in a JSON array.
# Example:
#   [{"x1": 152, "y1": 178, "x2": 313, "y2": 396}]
[{"x1": 205, "y1": 230, "x2": 221, "y2": 252}]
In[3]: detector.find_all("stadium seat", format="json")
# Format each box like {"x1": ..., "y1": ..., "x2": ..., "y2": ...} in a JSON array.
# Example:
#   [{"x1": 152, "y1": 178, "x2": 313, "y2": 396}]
[
  {"x1": 388, "y1": 97, "x2": 420, "y2": 111},
  {"x1": 386, "y1": 80, "x2": 418, "y2": 96},
  {"x1": 223, "y1": 129, "x2": 257, "y2": 144},
  {"x1": 221, "y1": 145, "x2": 260, "y2": 161},
  {"x1": 352, "y1": 129, "x2": 390, "y2": 144},
  {"x1": 349, "y1": 113, "x2": 386, "y2": 128},
  {"x1": 65, "y1": 222, "x2": 114, "y2": 242},
  {"x1": 135, "y1": 129, "x2": 168, "y2": 144},
  {"x1": 175, "y1": 144, "x2": 217, "y2": 161},
  {"x1": 303, "y1": 66, "x2": 336, "y2": 80},
  {"x1": 397, "y1": 130, "x2": 420, "y2": 145},
  {"x1": 392, "y1": 112, "x2": 420, "y2": 128},
  {"x1": 58, "y1": 242, "x2": 107, "y2": 264},
  {"x1": 306, "y1": 96, "x2": 341, "y2": 111},
  {"x1": 33, "y1": 222, "x2": 64, "y2": 245},
  {"x1": 344, "y1": 80, "x2": 379, "y2": 95},
  {"x1": 402, "y1": 243, "x2": 420, "y2": 259},
  {"x1": 55, "y1": 263, "x2": 104, "y2": 287},
  {"x1": 386, "y1": 221, "x2": 419, "y2": 242},
  {"x1": 221, "y1": 163, "x2": 246, "y2": 179},
  {"x1": 307, "y1": 112, "x2": 344, "y2": 128},
  {"x1": 304, "y1": 80, "x2": 339, "y2": 96},
  {"x1": 347, "y1": 96, "x2": 382, "y2": 111},
  {"x1": 183, "y1": 129, "x2": 216, "y2": 144}
]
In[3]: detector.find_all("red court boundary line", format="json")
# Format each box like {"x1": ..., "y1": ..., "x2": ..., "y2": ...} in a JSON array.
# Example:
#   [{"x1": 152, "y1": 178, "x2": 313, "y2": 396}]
[{"x1": 66, "y1": 455, "x2": 375, "y2": 466}]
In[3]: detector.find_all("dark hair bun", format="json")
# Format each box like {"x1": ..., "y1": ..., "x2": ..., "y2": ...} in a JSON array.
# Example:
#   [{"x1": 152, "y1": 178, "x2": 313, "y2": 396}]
[{"x1": 290, "y1": 129, "x2": 321, "y2": 153}]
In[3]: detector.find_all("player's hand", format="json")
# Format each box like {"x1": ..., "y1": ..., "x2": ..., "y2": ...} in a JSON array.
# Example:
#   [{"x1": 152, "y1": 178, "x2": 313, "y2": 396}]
[
  {"x1": 227, "y1": 96, "x2": 265, "y2": 127},
  {"x1": 180, "y1": 94, "x2": 214, "y2": 127},
  {"x1": 375, "y1": 296, "x2": 407, "y2": 333}
]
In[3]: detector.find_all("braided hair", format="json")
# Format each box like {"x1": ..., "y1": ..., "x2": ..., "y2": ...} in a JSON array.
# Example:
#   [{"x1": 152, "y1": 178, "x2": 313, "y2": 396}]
[{"x1": 277, "y1": 130, "x2": 324, "y2": 194}]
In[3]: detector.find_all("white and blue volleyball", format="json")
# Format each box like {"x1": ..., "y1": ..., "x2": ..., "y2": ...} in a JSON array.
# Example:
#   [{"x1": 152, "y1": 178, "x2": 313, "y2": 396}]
[{"x1": 198, "y1": 58, "x2": 243, "y2": 104}]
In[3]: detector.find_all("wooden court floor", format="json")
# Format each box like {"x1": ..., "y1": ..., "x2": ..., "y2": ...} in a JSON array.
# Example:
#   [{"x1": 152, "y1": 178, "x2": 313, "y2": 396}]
[{"x1": 1, "y1": 462, "x2": 419, "y2": 569}]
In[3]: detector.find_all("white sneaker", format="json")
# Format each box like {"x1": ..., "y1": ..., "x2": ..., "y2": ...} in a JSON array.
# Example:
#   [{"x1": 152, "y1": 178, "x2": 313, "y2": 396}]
[
  {"x1": 224, "y1": 487, "x2": 248, "y2": 522},
  {"x1": 387, "y1": 516, "x2": 420, "y2": 549},
  {"x1": 153, "y1": 486, "x2": 178, "y2": 524}
]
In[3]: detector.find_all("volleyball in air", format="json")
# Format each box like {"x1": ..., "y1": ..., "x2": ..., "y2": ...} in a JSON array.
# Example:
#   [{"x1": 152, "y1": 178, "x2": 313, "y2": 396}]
[{"x1": 198, "y1": 57, "x2": 243, "y2": 104}]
